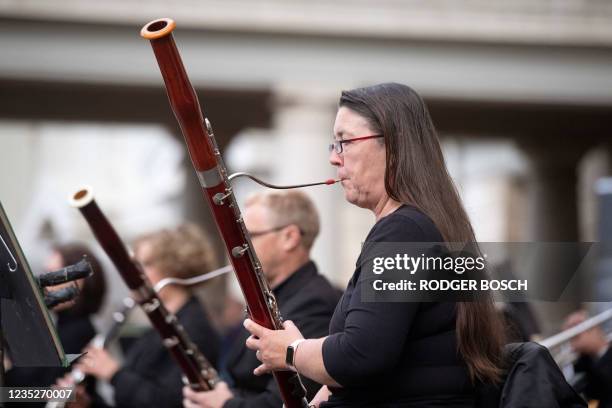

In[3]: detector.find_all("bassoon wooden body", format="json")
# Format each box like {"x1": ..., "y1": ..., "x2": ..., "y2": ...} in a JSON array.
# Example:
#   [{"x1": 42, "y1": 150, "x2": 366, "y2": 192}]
[
  {"x1": 140, "y1": 18, "x2": 310, "y2": 408},
  {"x1": 70, "y1": 189, "x2": 219, "y2": 391}
]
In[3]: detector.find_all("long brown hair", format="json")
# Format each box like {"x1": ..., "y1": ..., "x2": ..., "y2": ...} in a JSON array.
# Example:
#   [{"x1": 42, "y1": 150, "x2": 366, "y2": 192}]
[{"x1": 340, "y1": 83, "x2": 505, "y2": 384}]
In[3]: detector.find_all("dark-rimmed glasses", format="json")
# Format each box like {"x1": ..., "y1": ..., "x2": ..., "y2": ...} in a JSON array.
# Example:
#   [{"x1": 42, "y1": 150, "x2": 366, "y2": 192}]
[
  {"x1": 248, "y1": 224, "x2": 304, "y2": 238},
  {"x1": 328, "y1": 134, "x2": 383, "y2": 154}
]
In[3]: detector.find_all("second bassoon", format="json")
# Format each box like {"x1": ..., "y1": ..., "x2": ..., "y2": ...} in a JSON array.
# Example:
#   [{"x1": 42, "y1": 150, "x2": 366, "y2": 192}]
[{"x1": 70, "y1": 188, "x2": 219, "y2": 392}]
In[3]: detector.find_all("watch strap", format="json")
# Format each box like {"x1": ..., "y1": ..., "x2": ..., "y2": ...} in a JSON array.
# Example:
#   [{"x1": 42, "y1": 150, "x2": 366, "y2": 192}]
[{"x1": 286, "y1": 338, "x2": 307, "y2": 371}]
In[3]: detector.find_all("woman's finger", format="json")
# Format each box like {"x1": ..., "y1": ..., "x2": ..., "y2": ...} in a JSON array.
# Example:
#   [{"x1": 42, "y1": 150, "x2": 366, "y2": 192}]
[
  {"x1": 253, "y1": 363, "x2": 271, "y2": 376},
  {"x1": 183, "y1": 397, "x2": 199, "y2": 408},
  {"x1": 182, "y1": 386, "x2": 196, "y2": 399},
  {"x1": 243, "y1": 318, "x2": 266, "y2": 337},
  {"x1": 245, "y1": 335, "x2": 261, "y2": 350},
  {"x1": 282, "y1": 320, "x2": 297, "y2": 331}
]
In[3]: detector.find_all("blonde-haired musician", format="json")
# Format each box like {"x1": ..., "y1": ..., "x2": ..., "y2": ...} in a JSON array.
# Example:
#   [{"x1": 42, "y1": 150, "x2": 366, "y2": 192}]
[{"x1": 183, "y1": 191, "x2": 339, "y2": 408}]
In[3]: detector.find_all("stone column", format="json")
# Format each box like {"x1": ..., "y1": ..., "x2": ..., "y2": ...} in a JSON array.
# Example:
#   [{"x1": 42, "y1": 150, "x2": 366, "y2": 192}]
[
  {"x1": 270, "y1": 83, "x2": 354, "y2": 287},
  {"x1": 581, "y1": 144, "x2": 612, "y2": 316},
  {"x1": 578, "y1": 144, "x2": 612, "y2": 241},
  {"x1": 520, "y1": 142, "x2": 586, "y2": 334},
  {"x1": 443, "y1": 138, "x2": 529, "y2": 243}
]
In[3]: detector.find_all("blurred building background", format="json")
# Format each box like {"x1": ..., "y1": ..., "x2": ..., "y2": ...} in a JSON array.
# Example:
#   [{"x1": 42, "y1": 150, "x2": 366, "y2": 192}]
[{"x1": 1, "y1": 0, "x2": 612, "y2": 335}]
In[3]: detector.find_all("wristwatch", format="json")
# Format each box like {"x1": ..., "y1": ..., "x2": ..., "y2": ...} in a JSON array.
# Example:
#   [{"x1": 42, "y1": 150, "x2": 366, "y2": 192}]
[{"x1": 286, "y1": 339, "x2": 307, "y2": 371}]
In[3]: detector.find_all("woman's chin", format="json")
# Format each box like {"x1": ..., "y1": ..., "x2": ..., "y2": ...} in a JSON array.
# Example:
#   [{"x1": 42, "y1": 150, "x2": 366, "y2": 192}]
[{"x1": 343, "y1": 190, "x2": 360, "y2": 207}]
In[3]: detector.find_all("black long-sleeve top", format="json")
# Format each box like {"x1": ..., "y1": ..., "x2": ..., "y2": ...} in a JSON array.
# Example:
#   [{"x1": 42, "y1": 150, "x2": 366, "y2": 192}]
[
  {"x1": 321, "y1": 205, "x2": 475, "y2": 407},
  {"x1": 574, "y1": 346, "x2": 612, "y2": 408},
  {"x1": 223, "y1": 261, "x2": 340, "y2": 408},
  {"x1": 106, "y1": 297, "x2": 220, "y2": 408}
]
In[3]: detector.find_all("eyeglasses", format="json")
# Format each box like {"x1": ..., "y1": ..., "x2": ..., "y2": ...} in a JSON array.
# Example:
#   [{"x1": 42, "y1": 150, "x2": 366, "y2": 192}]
[
  {"x1": 328, "y1": 134, "x2": 383, "y2": 154},
  {"x1": 139, "y1": 257, "x2": 158, "y2": 268},
  {"x1": 248, "y1": 224, "x2": 304, "y2": 238}
]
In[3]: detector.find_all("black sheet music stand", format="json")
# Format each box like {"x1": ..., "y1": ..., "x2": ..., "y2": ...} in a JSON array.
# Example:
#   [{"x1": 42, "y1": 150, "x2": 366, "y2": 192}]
[{"x1": 0, "y1": 202, "x2": 77, "y2": 389}]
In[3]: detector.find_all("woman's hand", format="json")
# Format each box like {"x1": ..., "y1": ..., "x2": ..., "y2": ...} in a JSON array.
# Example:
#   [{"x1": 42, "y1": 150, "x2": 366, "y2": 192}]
[
  {"x1": 243, "y1": 318, "x2": 303, "y2": 375},
  {"x1": 74, "y1": 347, "x2": 120, "y2": 381},
  {"x1": 66, "y1": 385, "x2": 91, "y2": 408},
  {"x1": 3, "y1": 354, "x2": 12, "y2": 371},
  {"x1": 309, "y1": 385, "x2": 331, "y2": 408},
  {"x1": 54, "y1": 375, "x2": 90, "y2": 408},
  {"x1": 182, "y1": 382, "x2": 233, "y2": 408}
]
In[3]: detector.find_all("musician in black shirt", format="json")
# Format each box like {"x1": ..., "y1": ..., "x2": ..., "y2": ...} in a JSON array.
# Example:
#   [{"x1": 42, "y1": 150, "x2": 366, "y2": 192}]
[
  {"x1": 244, "y1": 83, "x2": 506, "y2": 407},
  {"x1": 182, "y1": 191, "x2": 339, "y2": 408},
  {"x1": 61, "y1": 224, "x2": 220, "y2": 408},
  {"x1": 564, "y1": 310, "x2": 612, "y2": 408}
]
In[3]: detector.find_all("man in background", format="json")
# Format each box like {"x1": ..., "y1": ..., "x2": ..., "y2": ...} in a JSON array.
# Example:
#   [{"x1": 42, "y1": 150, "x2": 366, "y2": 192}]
[
  {"x1": 564, "y1": 310, "x2": 612, "y2": 408},
  {"x1": 183, "y1": 190, "x2": 340, "y2": 408}
]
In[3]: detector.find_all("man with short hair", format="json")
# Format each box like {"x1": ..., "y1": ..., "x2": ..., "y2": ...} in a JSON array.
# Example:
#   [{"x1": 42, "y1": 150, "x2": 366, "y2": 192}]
[
  {"x1": 564, "y1": 310, "x2": 612, "y2": 408},
  {"x1": 183, "y1": 190, "x2": 340, "y2": 408}
]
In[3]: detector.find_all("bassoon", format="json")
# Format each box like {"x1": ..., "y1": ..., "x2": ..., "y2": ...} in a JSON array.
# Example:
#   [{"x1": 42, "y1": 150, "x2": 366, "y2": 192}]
[
  {"x1": 69, "y1": 188, "x2": 219, "y2": 391},
  {"x1": 140, "y1": 18, "x2": 310, "y2": 408}
]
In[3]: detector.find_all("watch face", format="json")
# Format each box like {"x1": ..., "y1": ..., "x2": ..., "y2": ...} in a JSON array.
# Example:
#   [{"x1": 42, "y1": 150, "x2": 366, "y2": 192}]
[{"x1": 286, "y1": 346, "x2": 295, "y2": 367}]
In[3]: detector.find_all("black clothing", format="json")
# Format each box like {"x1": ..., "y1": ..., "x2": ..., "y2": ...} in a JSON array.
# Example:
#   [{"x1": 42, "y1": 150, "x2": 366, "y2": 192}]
[
  {"x1": 322, "y1": 205, "x2": 474, "y2": 407},
  {"x1": 57, "y1": 311, "x2": 98, "y2": 358},
  {"x1": 476, "y1": 342, "x2": 586, "y2": 408},
  {"x1": 223, "y1": 261, "x2": 340, "y2": 408},
  {"x1": 106, "y1": 297, "x2": 219, "y2": 408},
  {"x1": 574, "y1": 346, "x2": 612, "y2": 407},
  {"x1": 501, "y1": 302, "x2": 540, "y2": 343}
]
